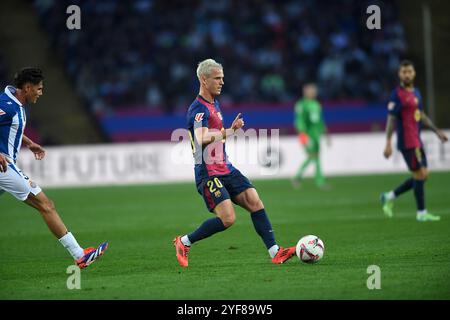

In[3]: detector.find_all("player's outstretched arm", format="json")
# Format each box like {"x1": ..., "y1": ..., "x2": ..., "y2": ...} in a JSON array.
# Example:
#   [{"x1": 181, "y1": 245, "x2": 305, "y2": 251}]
[
  {"x1": 194, "y1": 113, "x2": 245, "y2": 145},
  {"x1": 421, "y1": 112, "x2": 448, "y2": 143},
  {"x1": 383, "y1": 115, "x2": 396, "y2": 159},
  {"x1": 22, "y1": 135, "x2": 46, "y2": 160}
]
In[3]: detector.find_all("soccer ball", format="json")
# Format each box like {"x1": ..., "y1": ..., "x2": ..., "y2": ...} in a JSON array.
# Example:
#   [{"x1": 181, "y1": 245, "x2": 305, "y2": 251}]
[{"x1": 296, "y1": 235, "x2": 325, "y2": 263}]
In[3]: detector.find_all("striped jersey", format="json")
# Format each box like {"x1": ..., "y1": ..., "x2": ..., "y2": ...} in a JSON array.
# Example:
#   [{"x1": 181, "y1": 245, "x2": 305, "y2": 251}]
[
  {"x1": 388, "y1": 86, "x2": 423, "y2": 150},
  {"x1": 0, "y1": 86, "x2": 26, "y2": 164},
  {"x1": 186, "y1": 95, "x2": 236, "y2": 186}
]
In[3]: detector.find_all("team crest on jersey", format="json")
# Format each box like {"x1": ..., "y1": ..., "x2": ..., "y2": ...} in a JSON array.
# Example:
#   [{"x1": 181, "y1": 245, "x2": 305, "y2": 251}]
[
  {"x1": 195, "y1": 113, "x2": 205, "y2": 122},
  {"x1": 214, "y1": 190, "x2": 222, "y2": 198},
  {"x1": 0, "y1": 109, "x2": 5, "y2": 116},
  {"x1": 387, "y1": 102, "x2": 395, "y2": 111},
  {"x1": 414, "y1": 109, "x2": 421, "y2": 122}
]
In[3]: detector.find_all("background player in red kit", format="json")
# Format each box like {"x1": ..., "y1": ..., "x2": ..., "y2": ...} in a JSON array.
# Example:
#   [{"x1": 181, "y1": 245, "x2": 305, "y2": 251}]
[
  {"x1": 173, "y1": 59, "x2": 296, "y2": 267},
  {"x1": 381, "y1": 60, "x2": 448, "y2": 221}
]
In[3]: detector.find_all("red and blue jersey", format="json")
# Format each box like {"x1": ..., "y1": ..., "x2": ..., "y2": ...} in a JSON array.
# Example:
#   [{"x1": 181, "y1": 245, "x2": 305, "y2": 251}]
[
  {"x1": 187, "y1": 95, "x2": 235, "y2": 185},
  {"x1": 388, "y1": 86, "x2": 423, "y2": 150}
]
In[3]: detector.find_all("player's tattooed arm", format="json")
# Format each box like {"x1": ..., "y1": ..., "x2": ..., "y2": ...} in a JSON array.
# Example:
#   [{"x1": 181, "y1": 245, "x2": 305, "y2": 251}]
[
  {"x1": 383, "y1": 115, "x2": 396, "y2": 159},
  {"x1": 385, "y1": 115, "x2": 396, "y2": 141},
  {"x1": 420, "y1": 112, "x2": 438, "y2": 132},
  {"x1": 421, "y1": 112, "x2": 448, "y2": 142}
]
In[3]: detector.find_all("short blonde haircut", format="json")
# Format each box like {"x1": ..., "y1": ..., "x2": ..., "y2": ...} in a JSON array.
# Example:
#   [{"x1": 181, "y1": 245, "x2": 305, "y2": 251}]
[{"x1": 196, "y1": 59, "x2": 223, "y2": 79}]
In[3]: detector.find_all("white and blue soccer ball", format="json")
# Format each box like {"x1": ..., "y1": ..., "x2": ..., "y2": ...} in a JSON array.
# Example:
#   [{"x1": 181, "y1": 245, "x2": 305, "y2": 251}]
[{"x1": 296, "y1": 235, "x2": 325, "y2": 263}]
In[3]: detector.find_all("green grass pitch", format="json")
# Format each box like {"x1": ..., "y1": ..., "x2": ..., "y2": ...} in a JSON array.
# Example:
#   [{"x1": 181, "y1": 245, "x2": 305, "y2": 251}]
[{"x1": 1, "y1": 172, "x2": 449, "y2": 300}]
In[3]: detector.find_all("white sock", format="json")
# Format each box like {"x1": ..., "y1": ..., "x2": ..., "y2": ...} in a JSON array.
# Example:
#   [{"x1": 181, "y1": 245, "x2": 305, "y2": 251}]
[
  {"x1": 268, "y1": 245, "x2": 280, "y2": 258},
  {"x1": 417, "y1": 209, "x2": 427, "y2": 216},
  {"x1": 59, "y1": 232, "x2": 84, "y2": 260},
  {"x1": 386, "y1": 191, "x2": 396, "y2": 201},
  {"x1": 181, "y1": 235, "x2": 191, "y2": 246}
]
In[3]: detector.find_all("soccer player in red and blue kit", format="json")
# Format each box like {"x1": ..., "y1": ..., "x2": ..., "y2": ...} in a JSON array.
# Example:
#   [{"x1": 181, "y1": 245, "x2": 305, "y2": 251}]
[
  {"x1": 381, "y1": 60, "x2": 448, "y2": 221},
  {"x1": 173, "y1": 59, "x2": 296, "y2": 267}
]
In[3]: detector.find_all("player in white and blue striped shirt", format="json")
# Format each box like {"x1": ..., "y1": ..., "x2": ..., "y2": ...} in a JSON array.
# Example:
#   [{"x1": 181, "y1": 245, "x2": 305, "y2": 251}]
[{"x1": 0, "y1": 68, "x2": 108, "y2": 269}]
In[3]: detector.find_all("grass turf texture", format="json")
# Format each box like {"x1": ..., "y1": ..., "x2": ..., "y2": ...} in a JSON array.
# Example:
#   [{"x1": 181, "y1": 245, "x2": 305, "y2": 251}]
[{"x1": 0, "y1": 172, "x2": 449, "y2": 300}]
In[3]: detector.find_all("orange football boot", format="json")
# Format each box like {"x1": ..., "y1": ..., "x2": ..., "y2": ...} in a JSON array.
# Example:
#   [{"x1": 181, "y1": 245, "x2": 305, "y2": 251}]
[
  {"x1": 173, "y1": 236, "x2": 190, "y2": 267},
  {"x1": 271, "y1": 246, "x2": 296, "y2": 264}
]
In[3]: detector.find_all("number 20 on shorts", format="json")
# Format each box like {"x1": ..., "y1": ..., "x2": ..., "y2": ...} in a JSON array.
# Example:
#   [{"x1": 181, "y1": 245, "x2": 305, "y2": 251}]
[{"x1": 207, "y1": 178, "x2": 223, "y2": 193}]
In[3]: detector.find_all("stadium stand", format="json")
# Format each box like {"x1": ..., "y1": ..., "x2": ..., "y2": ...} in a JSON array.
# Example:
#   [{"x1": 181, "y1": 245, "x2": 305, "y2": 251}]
[
  {"x1": 33, "y1": 0, "x2": 407, "y2": 142},
  {"x1": 0, "y1": 0, "x2": 105, "y2": 144}
]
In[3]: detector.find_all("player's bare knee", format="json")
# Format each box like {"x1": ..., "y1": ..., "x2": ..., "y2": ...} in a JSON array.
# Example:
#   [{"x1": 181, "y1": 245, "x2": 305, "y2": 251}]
[
  {"x1": 422, "y1": 169, "x2": 429, "y2": 180},
  {"x1": 418, "y1": 173, "x2": 428, "y2": 180},
  {"x1": 244, "y1": 189, "x2": 264, "y2": 212},
  {"x1": 220, "y1": 213, "x2": 235, "y2": 228},
  {"x1": 413, "y1": 168, "x2": 428, "y2": 180},
  {"x1": 249, "y1": 199, "x2": 264, "y2": 212},
  {"x1": 39, "y1": 198, "x2": 56, "y2": 215},
  {"x1": 221, "y1": 218, "x2": 234, "y2": 228}
]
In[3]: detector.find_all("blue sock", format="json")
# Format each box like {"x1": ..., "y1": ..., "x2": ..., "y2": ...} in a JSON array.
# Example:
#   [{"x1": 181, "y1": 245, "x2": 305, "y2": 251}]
[
  {"x1": 187, "y1": 217, "x2": 226, "y2": 244},
  {"x1": 413, "y1": 179, "x2": 426, "y2": 211},
  {"x1": 251, "y1": 209, "x2": 276, "y2": 249},
  {"x1": 394, "y1": 178, "x2": 414, "y2": 197}
]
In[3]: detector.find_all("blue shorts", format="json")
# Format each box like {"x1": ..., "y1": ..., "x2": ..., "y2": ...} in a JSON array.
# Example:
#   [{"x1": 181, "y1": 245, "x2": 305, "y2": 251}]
[
  {"x1": 197, "y1": 170, "x2": 254, "y2": 212},
  {"x1": 401, "y1": 147, "x2": 427, "y2": 171}
]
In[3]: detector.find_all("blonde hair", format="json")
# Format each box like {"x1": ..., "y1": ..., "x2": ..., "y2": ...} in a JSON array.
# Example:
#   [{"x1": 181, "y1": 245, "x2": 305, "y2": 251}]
[{"x1": 196, "y1": 59, "x2": 223, "y2": 79}]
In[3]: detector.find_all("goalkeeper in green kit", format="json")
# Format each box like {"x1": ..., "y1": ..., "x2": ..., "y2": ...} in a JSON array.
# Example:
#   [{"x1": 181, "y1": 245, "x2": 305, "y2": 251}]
[{"x1": 292, "y1": 83, "x2": 330, "y2": 189}]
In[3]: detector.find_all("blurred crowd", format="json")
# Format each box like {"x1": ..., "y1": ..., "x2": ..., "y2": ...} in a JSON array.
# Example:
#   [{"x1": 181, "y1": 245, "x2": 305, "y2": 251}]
[
  {"x1": 33, "y1": 0, "x2": 407, "y2": 114},
  {"x1": 0, "y1": 54, "x2": 9, "y2": 88}
]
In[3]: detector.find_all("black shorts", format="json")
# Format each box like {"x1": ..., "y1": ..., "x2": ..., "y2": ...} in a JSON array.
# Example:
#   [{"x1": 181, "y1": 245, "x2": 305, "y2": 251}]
[
  {"x1": 197, "y1": 170, "x2": 254, "y2": 212},
  {"x1": 401, "y1": 147, "x2": 427, "y2": 171}
]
